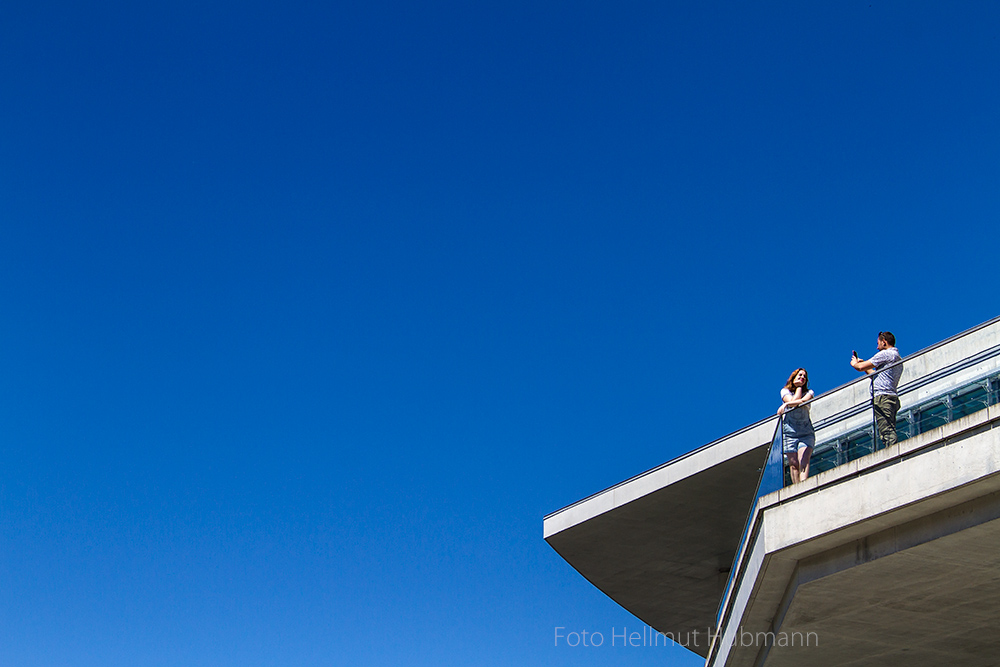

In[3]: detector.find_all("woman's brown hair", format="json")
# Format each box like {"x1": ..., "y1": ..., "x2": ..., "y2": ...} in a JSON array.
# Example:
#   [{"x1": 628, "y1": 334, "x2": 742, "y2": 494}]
[{"x1": 784, "y1": 368, "x2": 809, "y2": 392}]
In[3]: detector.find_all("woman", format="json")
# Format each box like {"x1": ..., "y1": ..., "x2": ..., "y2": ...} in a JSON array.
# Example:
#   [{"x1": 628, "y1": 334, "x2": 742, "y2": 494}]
[{"x1": 778, "y1": 368, "x2": 815, "y2": 483}]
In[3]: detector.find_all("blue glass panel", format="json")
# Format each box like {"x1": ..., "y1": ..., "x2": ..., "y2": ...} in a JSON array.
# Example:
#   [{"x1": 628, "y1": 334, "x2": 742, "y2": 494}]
[
  {"x1": 952, "y1": 386, "x2": 988, "y2": 419},
  {"x1": 918, "y1": 402, "x2": 949, "y2": 434},
  {"x1": 810, "y1": 444, "x2": 840, "y2": 474},
  {"x1": 895, "y1": 410, "x2": 914, "y2": 442},
  {"x1": 758, "y1": 423, "x2": 784, "y2": 497},
  {"x1": 845, "y1": 429, "x2": 875, "y2": 462}
]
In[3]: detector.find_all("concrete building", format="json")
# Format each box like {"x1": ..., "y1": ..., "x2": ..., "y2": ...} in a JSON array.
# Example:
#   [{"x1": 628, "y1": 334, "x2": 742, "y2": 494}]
[{"x1": 545, "y1": 317, "x2": 1000, "y2": 666}]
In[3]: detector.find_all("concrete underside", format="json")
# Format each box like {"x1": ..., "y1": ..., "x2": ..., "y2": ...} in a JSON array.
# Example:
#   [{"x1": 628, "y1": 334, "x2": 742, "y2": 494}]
[
  {"x1": 768, "y1": 507, "x2": 1000, "y2": 666},
  {"x1": 545, "y1": 444, "x2": 768, "y2": 656}
]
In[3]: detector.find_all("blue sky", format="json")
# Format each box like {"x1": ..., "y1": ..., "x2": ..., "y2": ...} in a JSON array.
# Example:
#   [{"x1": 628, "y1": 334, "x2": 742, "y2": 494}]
[{"x1": 1, "y1": 1, "x2": 998, "y2": 665}]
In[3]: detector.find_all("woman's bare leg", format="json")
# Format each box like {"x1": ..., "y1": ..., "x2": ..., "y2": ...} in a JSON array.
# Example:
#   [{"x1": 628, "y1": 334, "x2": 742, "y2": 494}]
[
  {"x1": 798, "y1": 446, "x2": 812, "y2": 482},
  {"x1": 786, "y1": 454, "x2": 800, "y2": 484}
]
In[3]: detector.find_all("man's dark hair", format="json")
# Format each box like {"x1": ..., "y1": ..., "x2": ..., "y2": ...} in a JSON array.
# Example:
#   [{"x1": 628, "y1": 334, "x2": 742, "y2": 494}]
[{"x1": 879, "y1": 331, "x2": 896, "y2": 347}]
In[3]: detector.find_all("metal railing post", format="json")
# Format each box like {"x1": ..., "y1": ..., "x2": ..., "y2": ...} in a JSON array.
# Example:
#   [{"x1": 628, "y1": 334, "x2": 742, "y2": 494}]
[
  {"x1": 870, "y1": 375, "x2": 879, "y2": 451},
  {"x1": 779, "y1": 413, "x2": 785, "y2": 487}
]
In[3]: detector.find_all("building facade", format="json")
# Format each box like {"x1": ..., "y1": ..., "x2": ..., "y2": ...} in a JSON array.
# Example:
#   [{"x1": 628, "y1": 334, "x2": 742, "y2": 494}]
[{"x1": 545, "y1": 316, "x2": 1000, "y2": 666}]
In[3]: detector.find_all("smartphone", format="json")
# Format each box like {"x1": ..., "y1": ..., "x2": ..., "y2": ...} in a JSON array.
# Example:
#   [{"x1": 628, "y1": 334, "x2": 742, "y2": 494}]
[{"x1": 852, "y1": 350, "x2": 858, "y2": 358}]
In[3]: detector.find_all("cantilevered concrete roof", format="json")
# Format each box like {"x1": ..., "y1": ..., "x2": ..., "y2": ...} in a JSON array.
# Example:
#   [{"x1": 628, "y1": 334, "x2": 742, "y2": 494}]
[
  {"x1": 544, "y1": 315, "x2": 1000, "y2": 659},
  {"x1": 543, "y1": 419, "x2": 775, "y2": 657}
]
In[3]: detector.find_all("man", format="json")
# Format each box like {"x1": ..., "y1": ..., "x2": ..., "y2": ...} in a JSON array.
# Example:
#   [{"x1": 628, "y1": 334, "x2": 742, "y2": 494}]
[{"x1": 851, "y1": 331, "x2": 903, "y2": 448}]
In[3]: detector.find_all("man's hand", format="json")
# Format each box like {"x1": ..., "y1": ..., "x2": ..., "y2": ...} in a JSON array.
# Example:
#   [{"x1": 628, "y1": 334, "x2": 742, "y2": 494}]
[{"x1": 852, "y1": 355, "x2": 875, "y2": 373}]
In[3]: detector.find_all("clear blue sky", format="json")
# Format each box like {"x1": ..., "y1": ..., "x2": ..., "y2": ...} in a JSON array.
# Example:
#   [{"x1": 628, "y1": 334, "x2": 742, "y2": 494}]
[{"x1": 1, "y1": 1, "x2": 997, "y2": 665}]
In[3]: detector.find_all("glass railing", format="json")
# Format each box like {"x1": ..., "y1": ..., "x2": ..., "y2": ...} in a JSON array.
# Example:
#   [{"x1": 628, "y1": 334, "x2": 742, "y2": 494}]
[
  {"x1": 807, "y1": 369, "x2": 1000, "y2": 477},
  {"x1": 712, "y1": 326, "x2": 1000, "y2": 659},
  {"x1": 774, "y1": 364, "x2": 1000, "y2": 483}
]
